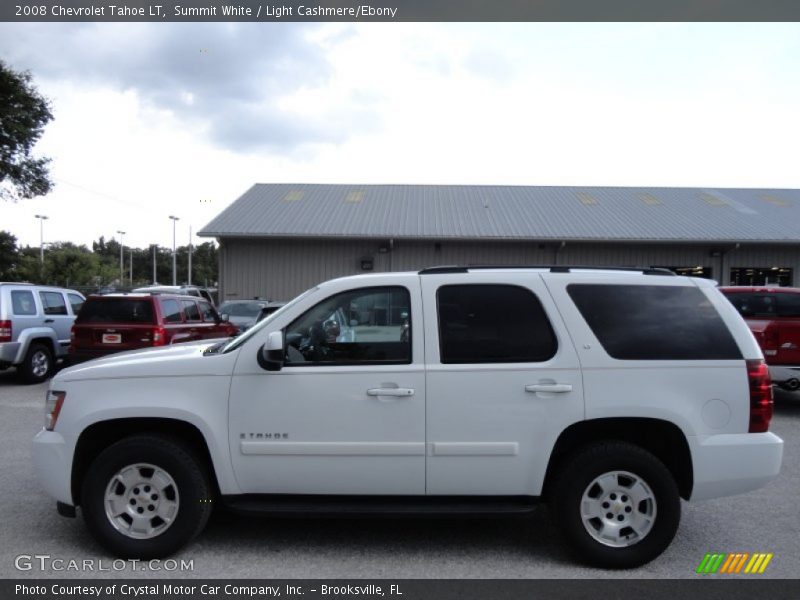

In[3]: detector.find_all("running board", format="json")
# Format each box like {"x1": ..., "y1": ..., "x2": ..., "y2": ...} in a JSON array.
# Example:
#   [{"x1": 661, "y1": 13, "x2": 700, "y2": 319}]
[{"x1": 221, "y1": 495, "x2": 540, "y2": 517}]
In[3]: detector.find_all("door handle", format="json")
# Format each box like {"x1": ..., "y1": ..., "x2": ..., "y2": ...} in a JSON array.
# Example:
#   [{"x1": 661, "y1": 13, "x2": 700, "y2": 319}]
[
  {"x1": 525, "y1": 383, "x2": 573, "y2": 394},
  {"x1": 367, "y1": 388, "x2": 415, "y2": 397},
  {"x1": 44, "y1": 319, "x2": 54, "y2": 323}
]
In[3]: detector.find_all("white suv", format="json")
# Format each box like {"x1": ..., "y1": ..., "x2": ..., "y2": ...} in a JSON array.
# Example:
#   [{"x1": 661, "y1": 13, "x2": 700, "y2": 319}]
[{"x1": 31, "y1": 267, "x2": 783, "y2": 568}]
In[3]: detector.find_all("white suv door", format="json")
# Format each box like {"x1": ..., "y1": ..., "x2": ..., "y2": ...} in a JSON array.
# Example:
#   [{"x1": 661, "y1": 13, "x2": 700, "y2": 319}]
[
  {"x1": 228, "y1": 277, "x2": 426, "y2": 495},
  {"x1": 421, "y1": 272, "x2": 584, "y2": 495}
]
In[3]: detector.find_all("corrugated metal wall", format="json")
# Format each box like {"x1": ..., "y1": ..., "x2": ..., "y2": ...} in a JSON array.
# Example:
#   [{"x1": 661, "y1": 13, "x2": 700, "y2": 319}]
[{"x1": 219, "y1": 237, "x2": 800, "y2": 301}]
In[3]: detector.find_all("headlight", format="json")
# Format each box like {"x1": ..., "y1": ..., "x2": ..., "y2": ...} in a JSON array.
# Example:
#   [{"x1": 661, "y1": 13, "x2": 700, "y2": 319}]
[{"x1": 45, "y1": 390, "x2": 66, "y2": 431}]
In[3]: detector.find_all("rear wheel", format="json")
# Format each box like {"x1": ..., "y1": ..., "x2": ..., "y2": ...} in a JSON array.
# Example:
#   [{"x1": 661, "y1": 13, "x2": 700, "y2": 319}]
[
  {"x1": 548, "y1": 441, "x2": 680, "y2": 569},
  {"x1": 81, "y1": 435, "x2": 213, "y2": 558},
  {"x1": 19, "y1": 343, "x2": 54, "y2": 384}
]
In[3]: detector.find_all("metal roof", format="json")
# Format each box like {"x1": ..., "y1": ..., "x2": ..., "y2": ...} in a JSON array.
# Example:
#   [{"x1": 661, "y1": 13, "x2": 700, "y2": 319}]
[{"x1": 198, "y1": 184, "x2": 800, "y2": 243}]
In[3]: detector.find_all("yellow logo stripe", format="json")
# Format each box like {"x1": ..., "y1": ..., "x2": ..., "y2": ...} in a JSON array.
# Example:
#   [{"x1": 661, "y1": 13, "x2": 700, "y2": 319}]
[{"x1": 758, "y1": 553, "x2": 774, "y2": 574}]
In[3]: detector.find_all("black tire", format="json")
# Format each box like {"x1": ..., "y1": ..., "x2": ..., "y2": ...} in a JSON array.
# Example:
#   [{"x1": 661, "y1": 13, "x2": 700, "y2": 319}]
[
  {"x1": 80, "y1": 434, "x2": 213, "y2": 559},
  {"x1": 18, "y1": 343, "x2": 54, "y2": 384},
  {"x1": 548, "y1": 441, "x2": 680, "y2": 569}
]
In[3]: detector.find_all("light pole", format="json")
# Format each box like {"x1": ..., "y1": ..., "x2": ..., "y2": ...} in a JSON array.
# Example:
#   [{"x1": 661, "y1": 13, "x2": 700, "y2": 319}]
[
  {"x1": 34, "y1": 214, "x2": 48, "y2": 265},
  {"x1": 169, "y1": 215, "x2": 179, "y2": 285},
  {"x1": 188, "y1": 224, "x2": 193, "y2": 286},
  {"x1": 116, "y1": 230, "x2": 126, "y2": 287}
]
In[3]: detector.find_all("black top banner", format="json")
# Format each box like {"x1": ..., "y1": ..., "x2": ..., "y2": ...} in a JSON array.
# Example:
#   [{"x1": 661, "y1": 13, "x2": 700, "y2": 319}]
[{"x1": 4, "y1": 0, "x2": 800, "y2": 22}]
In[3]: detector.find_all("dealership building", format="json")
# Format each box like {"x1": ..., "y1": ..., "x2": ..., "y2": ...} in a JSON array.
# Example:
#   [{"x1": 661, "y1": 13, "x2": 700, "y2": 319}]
[{"x1": 198, "y1": 184, "x2": 800, "y2": 302}]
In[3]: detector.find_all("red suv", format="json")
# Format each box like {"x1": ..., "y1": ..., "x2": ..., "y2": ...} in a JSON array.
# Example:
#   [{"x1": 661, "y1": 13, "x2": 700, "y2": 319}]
[
  {"x1": 720, "y1": 286, "x2": 800, "y2": 390},
  {"x1": 69, "y1": 293, "x2": 238, "y2": 362}
]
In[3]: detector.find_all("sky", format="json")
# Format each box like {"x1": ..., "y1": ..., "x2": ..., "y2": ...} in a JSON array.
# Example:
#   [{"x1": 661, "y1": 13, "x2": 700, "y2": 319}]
[{"x1": 2, "y1": 22, "x2": 800, "y2": 249}]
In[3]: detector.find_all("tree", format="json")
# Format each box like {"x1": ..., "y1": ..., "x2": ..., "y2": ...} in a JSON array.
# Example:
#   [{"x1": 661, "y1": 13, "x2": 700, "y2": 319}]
[
  {"x1": 0, "y1": 230, "x2": 19, "y2": 279},
  {"x1": 0, "y1": 60, "x2": 53, "y2": 201},
  {"x1": 42, "y1": 242, "x2": 102, "y2": 287}
]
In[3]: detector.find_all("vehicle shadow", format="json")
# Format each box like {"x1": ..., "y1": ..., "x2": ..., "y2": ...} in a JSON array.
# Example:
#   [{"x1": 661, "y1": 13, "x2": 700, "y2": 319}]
[
  {"x1": 773, "y1": 389, "x2": 800, "y2": 415},
  {"x1": 199, "y1": 505, "x2": 577, "y2": 569},
  {"x1": 0, "y1": 368, "x2": 19, "y2": 387}
]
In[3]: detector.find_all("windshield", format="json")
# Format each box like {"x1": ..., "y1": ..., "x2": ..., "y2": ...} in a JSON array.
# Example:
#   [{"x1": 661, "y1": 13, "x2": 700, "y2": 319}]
[
  {"x1": 219, "y1": 302, "x2": 265, "y2": 317},
  {"x1": 222, "y1": 287, "x2": 317, "y2": 353}
]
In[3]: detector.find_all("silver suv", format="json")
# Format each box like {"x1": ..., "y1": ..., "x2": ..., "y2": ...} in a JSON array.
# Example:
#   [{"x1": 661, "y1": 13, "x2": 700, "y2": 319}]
[{"x1": 0, "y1": 283, "x2": 85, "y2": 383}]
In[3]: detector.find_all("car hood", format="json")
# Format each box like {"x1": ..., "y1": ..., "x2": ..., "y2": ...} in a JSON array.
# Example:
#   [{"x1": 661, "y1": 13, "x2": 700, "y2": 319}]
[
  {"x1": 228, "y1": 316, "x2": 256, "y2": 327},
  {"x1": 55, "y1": 339, "x2": 237, "y2": 382}
]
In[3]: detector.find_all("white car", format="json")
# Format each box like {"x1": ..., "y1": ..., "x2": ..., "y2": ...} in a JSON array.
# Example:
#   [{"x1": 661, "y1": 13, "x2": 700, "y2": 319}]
[{"x1": 32, "y1": 267, "x2": 783, "y2": 568}]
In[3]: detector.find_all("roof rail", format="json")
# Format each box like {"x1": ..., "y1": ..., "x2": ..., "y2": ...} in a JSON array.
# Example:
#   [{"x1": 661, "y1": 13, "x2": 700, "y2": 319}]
[{"x1": 418, "y1": 265, "x2": 676, "y2": 276}]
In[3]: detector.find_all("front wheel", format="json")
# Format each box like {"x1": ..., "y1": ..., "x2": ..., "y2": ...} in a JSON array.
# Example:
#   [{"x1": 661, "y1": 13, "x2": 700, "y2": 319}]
[
  {"x1": 81, "y1": 435, "x2": 213, "y2": 558},
  {"x1": 548, "y1": 441, "x2": 680, "y2": 569}
]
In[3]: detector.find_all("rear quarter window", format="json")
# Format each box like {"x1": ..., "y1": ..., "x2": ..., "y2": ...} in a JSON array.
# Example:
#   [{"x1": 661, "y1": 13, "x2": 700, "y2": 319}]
[
  {"x1": 11, "y1": 290, "x2": 37, "y2": 315},
  {"x1": 160, "y1": 299, "x2": 183, "y2": 323},
  {"x1": 568, "y1": 284, "x2": 742, "y2": 360},
  {"x1": 777, "y1": 293, "x2": 800, "y2": 317}
]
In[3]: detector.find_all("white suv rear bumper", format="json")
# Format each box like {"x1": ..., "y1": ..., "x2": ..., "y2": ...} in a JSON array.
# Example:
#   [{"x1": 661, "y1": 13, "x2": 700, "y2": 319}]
[
  {"x1": 31, "y1": 429, "x2": 74, "y2": 506},
  {"x1": 690, "y1": 432, "x2": 783, "y2": 501}
]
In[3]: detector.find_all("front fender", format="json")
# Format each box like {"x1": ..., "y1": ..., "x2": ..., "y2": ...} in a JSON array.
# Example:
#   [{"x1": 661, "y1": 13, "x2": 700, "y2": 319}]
[{"x1": 56, "y1": 376, "x2": 240, "y2": 495}]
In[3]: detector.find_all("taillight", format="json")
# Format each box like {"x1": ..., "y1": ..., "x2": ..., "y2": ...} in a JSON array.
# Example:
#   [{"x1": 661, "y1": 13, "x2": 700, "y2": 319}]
[
  {"x1": 762, "y1": 327, "x2": 779, "y2": 357},
  {"x1": 152, "y1": 326, "x2": 166, "y2": 346},
  {"x1": 0, "y1": 320, "x2": 11, "y2": 342},
  {"x1": 45, "y1": 390, "x2": 66, "y2": 431},
  {"x1": 70, "y1": 325, "x2": 76, "y2": 343},
  {"x1": 747, "y1": 359, "x2": 773, "y2": 433}
]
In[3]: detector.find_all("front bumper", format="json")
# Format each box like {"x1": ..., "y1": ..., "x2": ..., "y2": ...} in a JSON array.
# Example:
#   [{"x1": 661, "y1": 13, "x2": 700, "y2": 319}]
[
  {"x1": 690, "y1": 432, "x2": 783, "y2": 501},
  {"x1": 31, "y1": 429, "x2": 75, "y2": 506}
]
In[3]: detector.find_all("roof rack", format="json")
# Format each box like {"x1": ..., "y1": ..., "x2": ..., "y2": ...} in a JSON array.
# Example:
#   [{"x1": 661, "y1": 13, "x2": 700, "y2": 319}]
[{"x1": 418, "y1": 265, "x2": 676, "y2": 276}]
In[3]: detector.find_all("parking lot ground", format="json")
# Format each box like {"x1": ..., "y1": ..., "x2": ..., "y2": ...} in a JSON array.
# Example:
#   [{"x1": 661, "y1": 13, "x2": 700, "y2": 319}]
[{"x1": 1, "y1": 368, "x2": 798, "y2": 579}]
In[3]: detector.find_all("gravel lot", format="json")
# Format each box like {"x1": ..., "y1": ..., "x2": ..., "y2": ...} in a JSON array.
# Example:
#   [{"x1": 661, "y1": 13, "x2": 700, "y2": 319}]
[{"x1": 0, "y1": 367, "x2": 797, "y2": 579}]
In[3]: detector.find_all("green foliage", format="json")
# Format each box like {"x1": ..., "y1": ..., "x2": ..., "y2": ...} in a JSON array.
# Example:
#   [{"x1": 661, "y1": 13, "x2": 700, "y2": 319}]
[
  {"x1": 0, "y1": 230, "x2": 19, "y2": 279},
  {"x1": 0, "y1": 230, "x2": 217, "y2": 289},
  {"x1": 0, "y1": 60, "x2": 54, "y2": 201}
]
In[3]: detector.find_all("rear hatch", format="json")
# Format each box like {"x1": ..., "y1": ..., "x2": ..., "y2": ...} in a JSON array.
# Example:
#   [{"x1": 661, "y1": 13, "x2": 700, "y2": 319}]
[{"x1": 72, "y1": 297, "x2": 159, "y2": 354}]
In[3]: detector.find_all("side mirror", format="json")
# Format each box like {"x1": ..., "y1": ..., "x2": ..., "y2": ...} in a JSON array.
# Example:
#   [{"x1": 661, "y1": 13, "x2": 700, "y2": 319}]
[
  {"x1": 220, "y1": 313, "x2": 230, "y2": 322},
  {"x1": 258, "y1": 330, "x2": 284, "y2": 372}
]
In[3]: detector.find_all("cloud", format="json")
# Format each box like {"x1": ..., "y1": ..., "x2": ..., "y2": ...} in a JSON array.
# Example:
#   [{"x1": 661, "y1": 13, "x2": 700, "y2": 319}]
[{"x1": 0, "y1": 23, "x2": 371, "y2": 152}]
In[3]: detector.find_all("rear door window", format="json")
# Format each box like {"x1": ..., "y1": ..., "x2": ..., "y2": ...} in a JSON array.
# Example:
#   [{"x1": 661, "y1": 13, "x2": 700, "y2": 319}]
[
  {"x1": 77, "y1": 299, "x2": 155, "y2": 324},
  {"x1": 568, "y1": 284, "x2": 742, "y2": 360},
  {"x1": 11, "y1": 290, "x2": 37, "y2": 315},
  {"x1": 39, "y1": 291, "x2": 68, "y2": 316},
  {"x1": 437, "y1": 284, "x2": 557, "y2": 363}
]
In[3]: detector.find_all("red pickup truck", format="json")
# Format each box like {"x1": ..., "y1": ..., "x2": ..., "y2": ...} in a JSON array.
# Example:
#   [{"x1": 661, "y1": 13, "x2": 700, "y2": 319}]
[{"x1": 720, "y1": 286, "x2": 800, "y2": 390}]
